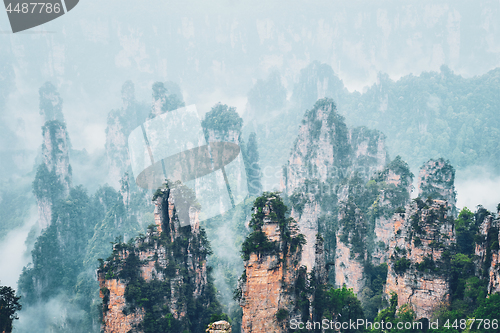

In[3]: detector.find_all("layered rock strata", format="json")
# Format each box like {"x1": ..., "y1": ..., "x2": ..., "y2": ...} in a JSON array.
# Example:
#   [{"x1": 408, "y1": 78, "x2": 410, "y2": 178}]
[
  {"x1": 98, "y1": 183, "x2": 214, "y2": 333},
  {"x1": 239, "y1": 194, "x2": 305, "y2": 333},
  {"x1": 385, "y1": 198, "x2": 455, "y2": 319},
  {"x1": 281, "y1": 97, "x2": 466, "y2": 319},
  {"x1": 417, "y1": 158, "x2": 457, "y2": 213},
  {"x1": 282, "y1": 98, "x2": 390, "y2": 279},
  {"x1": 106, "y1": 81, "x2": 184, "y2": 187},
  {"x1": 383, "y1": 159, "x2": 458, "y2": 318},
  {"x1": 33, "y1": 83, "x2": 72, "y2": 229},
  {"x1": 371, "y1": 160, "x2": 414, "y2": 265},
  {"x1": 475, "y1": 215, "x2": 500, "y2": 294},
  {"x1": 105, "y1": 81, "x2": 140, "y2": 187}
]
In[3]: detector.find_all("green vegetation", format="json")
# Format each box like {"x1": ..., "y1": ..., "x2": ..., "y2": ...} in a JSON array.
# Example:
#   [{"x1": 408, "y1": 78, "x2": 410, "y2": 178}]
[
  {"x1": 362, "y1": 263, "x2": 388, "y2": 321},
  {"x1": 415, "y1": 255, "x2": 437, "y2": 273},
  {"x1": 32, "y1": 160, "x2": 65, "y2": 201},
  {"x1": 454, "y1": 207, "x2": 477, "y2": 255},
  {"x1": 376, "y1": 156, "x2": 414, "y2": 190},
  {"x1": 248, "y1": 64, "x2": 500, "y2": 208},
  {"x1": 284, "y1": 153, "x2": 413, "y2": 321},
  {"x1": 204, "y1": 196, "x2": 252, "y2": 333},
  {"x1": 19, "y1": 176, "x2": 150, "y2": 332},
  {"x1": 0, "y1": 177, "x2": 33, "y2": 240},
  {"x1": 403, "y1": 206, "x2": 497, "y2": 331},
  {"x1": 418, "y1": 158, "x2": 456, "y2": 204},
  {"x1": 10, "y1": 65, "x2": 500, "y2": 333},
  {"x1": 323, "y1": 99, "x2": 352, "y2": 170},
  {"x1": 202, "y1": 103, "x2": 243, "y2": 135},
  {"x1": 292, "y1": 62, "x2": 347, "y2": 113},
  {"x1": 19, "y1": 186, "x2": 94, "y2": 304},
  {"x1": 340, "y1": 66, "x2": 500, "y2": 172},
  {"x1": 472, "y1": 293, "x2": 500, "y2": 333},
  {"x1": 38, "y1": 81, "x2": 64, "y2": 122},
  {"x1": 338, "y1": 156, "x2": 413, "y2": 262},
  {"x1": 306, "y1": 285, "x2": 365, "y2": 333},
  {"x1": 151, "y1": 81, "x2": 185, "y2": 114},
  {"x1": 289, "y1": 191, "x2": 308, "y2": 217},
  {"x1": 0, "y1": 286, "x2": 22, "y2": 333},
  {"x1": 241, "y1": 230, "x2": 277, "y2": 260},
  {"x1": 241, "y1": 192, "x2": 305, "y2": 261},
  {"x1": 371, "y1": 293, "x2": 422, "y2": 333},
  {"x1": 99, "y1": 188, "x2": 225, "y2": 333},
  {"x1": 393, "y1": 257, "x2": 411, "y2": 274},
  {"x1": 248, "y1": 70, "x2": 287, "y2": 112},
  {"x1": 276, "y1": 308, "x2": 289, "y2": 322}
]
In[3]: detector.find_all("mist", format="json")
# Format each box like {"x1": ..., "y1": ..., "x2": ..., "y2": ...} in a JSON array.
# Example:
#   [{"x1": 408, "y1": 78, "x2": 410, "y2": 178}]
[
  {"x1": 13, "y1": 294, "x2": 89, "y2": 333},
  {"x1": 456, "y1": 166, "x2": 500, "y2": 213},
  {"x1": 2, "y1": 0, "x2": 500, "y2": 165},
  {"x1": 0, "y1": 207, "x2": 37, "y2": 287},
  {"x1": 1, "y1": 0, "x2": 500, "y2": 331}
]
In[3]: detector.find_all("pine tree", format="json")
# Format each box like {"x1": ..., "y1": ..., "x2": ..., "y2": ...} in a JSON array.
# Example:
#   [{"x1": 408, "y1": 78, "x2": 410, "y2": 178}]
[{"x1": 0, "y1": 286, "x2": 22, "y2": 333}]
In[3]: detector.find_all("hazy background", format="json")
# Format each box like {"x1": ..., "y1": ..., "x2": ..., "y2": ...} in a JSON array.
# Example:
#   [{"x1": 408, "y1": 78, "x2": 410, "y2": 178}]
[
  {"x1": 1, "y1": 0, "x2": 499, "y2": 158},
  {"x1": 1, "y1": 0, "x2": 500, "y2": 322}
]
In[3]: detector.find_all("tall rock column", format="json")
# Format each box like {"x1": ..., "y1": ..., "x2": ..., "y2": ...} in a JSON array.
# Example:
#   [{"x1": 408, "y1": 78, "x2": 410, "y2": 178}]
[
  {"x1": 105, "y1": 81, "x2": 139, "y2": 187},
  {"x1": 333, "y1": 156, "x2": 413, "y2": 307},
  {"x1": 106, "y1": 81, "x2": 184, "y2": 187},
  {"x1": 148, "y1": 81, "x2": 184, "y2": 119},
  {"x1": 385, "y1": 199, "x2": 455, "y2": 319},
  {"x1": 282, "y1": 99, "x2": 350, "y2": 273},
  {"x1": 384, "y1": 159, "x2": 457, "y2": 319},
  {"x1": 475, "y1": 214, "x2": 500, "y2": 294},
  {"x1": 417, "y1": 158, "x2": 457, "y2": 214},
  {"x1": 371, "y1": 156, "x2": 414, "y2": 265},
  {"x1": 238, "y1": 193, "x2": 306, "y2": 333},
  {"x1": 98, "y1": 183, "x2": 220, "y2": 333},
  {"x1": 282, "y1": 98, "x2": 389, "y2": 280},
  {"x1": 201, "y1": 103, "x2": 248, "y2": 208},
  {"x1": 33, "y1": 82, "x2": 72, "y2": 229}
]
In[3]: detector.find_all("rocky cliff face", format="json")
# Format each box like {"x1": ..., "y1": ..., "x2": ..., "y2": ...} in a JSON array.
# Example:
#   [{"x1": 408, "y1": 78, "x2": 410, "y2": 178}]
[
  {"x1": 475, "y1": 214, "x2": 500, "y2": 294},
  {"x1": 384, "y1": 159, "x2": 457, "y2": 319},
  {"x1": 202, "y1": 103, "x2": 242, "y2": 146},
  {"x1": 98, "y1": 182, "x2": 220, "y2": 333},
  {"x1": 291, "y1": 62, "x2": 347, "y2": 114},
  {"x1": 39, "y1": 81, "x2": 65, "y2": 123},
  {"x1": 281, "y1": 98, "x2": 390, "y2": 282},
  {"x1": 334, "y1": 157, "x2": 413, "y2": 298},
  {"x1": 33, "y1": 83, "x2": 72, "y2": 229},
  {"x1": 99, "y1": 278, "x2": 145, "y2": 333},
  {"x1": 371, "y1": 159, "x2": 414, "y2": 266},
  {"x1": 20, "y1": 107, "x2": 149, "y2": 333},
  {"x1": 280, "y1": 98, "x2": 469, "y2": 319},
  {"x1": 238, "y1": 193, "x2": 306, "y2": 333},
  {"x1": 417, "y1": 158, "x2": 457, "y2": 214},
  {"x1": 105, "y1": 81, "x2": 140, "y2": 187},
  {"x1": 148, "y1": 81, "x2": 184, "y2": 119},
  {"x1": 385, "y1": 199, "x2": 455, "y2": 319},
  {"x1": 40, "y1": 121, "x2": 72, "y2": 195},
  {"x1": 200, "y1": 103, "x2": 248, "y2": 211},
  {"x1": 105, "y1": 81, "x2": 184, "y2": 187}
]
